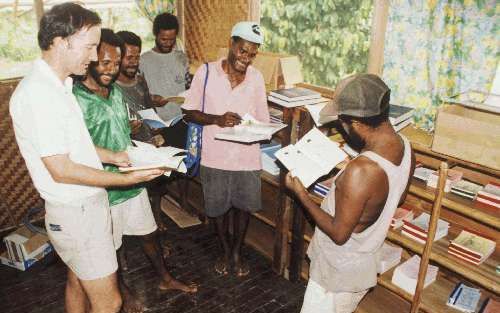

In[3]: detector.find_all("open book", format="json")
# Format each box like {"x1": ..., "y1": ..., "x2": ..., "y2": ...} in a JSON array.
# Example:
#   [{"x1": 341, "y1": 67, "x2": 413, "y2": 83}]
[
  {"x1": 214, "y1": 113, "x2": 287, "y2": 143},
  {"x1": 137, "y1": 108, "x2": 184, "y2": 128},
  {"x1": 118, "y1": 140, "x2": 187, "y2": 176},
  {"x1": 275, "y1": 127, "x2": 348, "y2": 187}
]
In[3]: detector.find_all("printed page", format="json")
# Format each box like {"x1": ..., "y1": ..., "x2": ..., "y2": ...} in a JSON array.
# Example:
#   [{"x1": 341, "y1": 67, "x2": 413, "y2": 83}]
[
  {"x1": 295, "y1": 128, "x2": 347, "y2": 174},
  {"x1": 275, "y1": 144, "x2": 325, "y2": 187},
  {"x1": 119, "y1": 141, "x2": 186, "y2": 173},
  {"x1": 215, "y1": 114, "x2": 286, "y2": 143},
  {"x1": 137, "y1": 109, "x2": 167, "y2": 127}
]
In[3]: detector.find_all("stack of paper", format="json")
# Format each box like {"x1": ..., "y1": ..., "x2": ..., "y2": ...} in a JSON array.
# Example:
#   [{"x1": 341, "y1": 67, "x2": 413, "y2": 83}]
[
  {"x1": 451, "y1": 180, "x2": 483, "y2": 200},
  {"x1": 275, "y1": 128, "x2": 348, "y2": 187},
  {"x1": 268, "y1": 87, "x2": 322, "y2": 108},
  {"x1": 119, "y1": 140, "x2": 187, "y2": 176},
  {"x1": 426, "y1": 169, "x2": 463, "y2": 192},
  {"x1": 401, "y1": 212, "x2": 450, "y2": 244},
  {"x1": 448, "y1": 230, "x2": 496, "y2": 265},
  {"x1": 475, "y1": 183, "x2": 500, "y2": 210},
  {"x1": 391, "y1": 255, "x2": 438, "y2": 295},
  {"x1": 377, "y1": 243, "x2": 403, "y2": 274},
  {"x1": 305, "y1": 100, "x2": 336, "y2": 126},
  {"x1": 215, "y1": 114, "x2": 287, "y2": 143},
  {"x1": 260, "y1": 141, "x2": 281, "y2": 176},
  {"x1": 269, "y1": 107, "x2": 284, "y2": 124},
  {"x1": 389, "y1": 104, "x2": 415, "y2": 132},
  {"x1": 447, "y1": 282, "x2": 481, "y2": 313},
  {"x1": 391, "y1": 207, "x2": 414, "y2": 229},
  {"x1": 312, "y1": 177, "x2": 334, "y2": 198}
]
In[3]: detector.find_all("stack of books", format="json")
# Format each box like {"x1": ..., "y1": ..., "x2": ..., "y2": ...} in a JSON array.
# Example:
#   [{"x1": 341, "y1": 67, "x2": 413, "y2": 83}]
[
  {"x1": 448, "y1": 230, "x2": 496, "y2": 265},
  {"x1": 312, "y1": 177, "x2": 334, "y2": 198},
  {"x1": 260, "y1": 141, "x2": 281, "y2": 176},
  {"x1": 447, "y1": 282, "x2": 481, "y2": 313},
  {"x1": 401, "y1": 212, "x2": 450, "y2": 244},
  {"x1": 475, "y1": 183, "x2": 500, "y2": 209},
  {"x1": 268, "y1": 87, "x2": 323, "y2": 108},
  {"x1": 389, "y1": 104, "x2": 415, "y2": 132},
  {"x1": 479, "y1": 298, "x2": 500, "y2": 313},
  {"x1": 269, "y1": 107, "x2": 284, "y2": 124},
  {"x1": 426, "y1": 168, "x2": 463, "y2": 192},
  {"x1": 391, "y1": 255, "x2": 438, "y2": 295},
  {"x1": 391, "y1": 206, "x2": 414, "y2": 229},
  {"x1": 377, "y1": 243, "x2": 403, "y2": 274},
  {"x1": 451, "y1": 180, "x2": 483, "y2": 200}
]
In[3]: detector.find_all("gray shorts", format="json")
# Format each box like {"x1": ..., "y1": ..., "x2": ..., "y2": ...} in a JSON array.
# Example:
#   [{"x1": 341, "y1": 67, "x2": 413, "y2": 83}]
[{"x1": 200, "y1": 166, "x2": 262, "y2": 217}]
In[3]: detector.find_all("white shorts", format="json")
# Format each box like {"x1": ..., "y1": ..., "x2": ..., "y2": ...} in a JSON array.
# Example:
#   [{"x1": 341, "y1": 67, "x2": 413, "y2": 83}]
[
  {"x1": 300, "y1": 279, "x2": 368, "y2": 313},
  {"x1": 45, "y1": 191, "x2": 118, "y2": 281},
  {"x1": 111, "y1": 189, "x2": 157, "y2": 249}
]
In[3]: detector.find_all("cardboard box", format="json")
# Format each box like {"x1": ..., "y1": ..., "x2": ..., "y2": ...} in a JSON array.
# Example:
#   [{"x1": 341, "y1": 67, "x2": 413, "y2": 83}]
[
  {"x1": 217, "y1": 48, "x2": 303, "y2": 91},
  {"x1": 1, "y1": 226, "x2": 53, "y2": 271},
  {"x1": 431, "y1": 105, "x2": 500, "y2": 170}
]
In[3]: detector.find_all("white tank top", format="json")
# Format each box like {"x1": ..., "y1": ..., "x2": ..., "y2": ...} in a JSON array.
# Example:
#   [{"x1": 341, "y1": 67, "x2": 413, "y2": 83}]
[{"x1": 307, "y1": 135, "x2": 412, "y2": 293}]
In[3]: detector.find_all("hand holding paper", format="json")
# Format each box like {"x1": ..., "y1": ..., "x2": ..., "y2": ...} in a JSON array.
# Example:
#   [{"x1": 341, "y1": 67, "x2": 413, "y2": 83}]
[{"x1": 215, "y1": 113, "x2": 287, "y2": 143}]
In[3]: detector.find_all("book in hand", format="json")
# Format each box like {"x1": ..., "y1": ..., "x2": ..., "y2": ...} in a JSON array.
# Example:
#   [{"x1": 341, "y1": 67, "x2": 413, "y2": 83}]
[
  {"x1": 275, "y1": 127, "x2": 348, "y2": 188},
  {"x1": 391, "y1": 255, "x2": 438, "y2": 295},
  {"x1": 401, "y1": 212, "x2": 449, "y2": 244},
  {"x1": 451, "y1": 180, "x2": 483, "y2": 200},
  {"x1": 391, "y1": 206, "x2": 414, "y2": 229},
  {"x1": 377, "y1": 243, "x2": 403, "y2": 274},
  {"x1": 214, "y1": 114, "x2": 287, "y2": 143},
  {"x1": 447, "y1": 230, "x2": 496, "y2": 265},
  {"x1": 269, "y1": 87, "x2": 321, "y2": 102},
  {"x1": 475, "y1": 182, "x2": 500, "y2": 209},
  {"x1": 137, "y1": 108, "x2": 183, "y2": 129},
  {"x1": 119, "y1": 140, "x2": 187, "y2": 176},
  {"x1": 389, "y1": 104, "x2": 415, "y2": 125},
  {"x1": 447, "y1": 282, "x2": 481, "y2": 313},
  {"x1": 479, "y1": 297, "x2": 500, "y2": 313}
]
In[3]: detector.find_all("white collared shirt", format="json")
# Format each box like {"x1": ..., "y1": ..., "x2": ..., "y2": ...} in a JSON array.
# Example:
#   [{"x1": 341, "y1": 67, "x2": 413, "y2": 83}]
[{"x1": 9, "y1": 59, "x2": 105, "y2": 205}]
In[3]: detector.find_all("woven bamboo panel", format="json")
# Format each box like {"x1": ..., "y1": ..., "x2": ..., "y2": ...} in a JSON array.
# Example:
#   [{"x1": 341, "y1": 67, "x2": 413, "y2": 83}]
[
  {"x1": 185, "y1": 0, "x2": 250, "y2": 63},
  {"x1": 0, "y1": 80, "x2": 44, "y2": 232}
]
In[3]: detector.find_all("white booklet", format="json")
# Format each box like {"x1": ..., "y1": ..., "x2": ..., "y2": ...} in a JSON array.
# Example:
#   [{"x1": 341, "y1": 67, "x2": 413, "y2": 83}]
[
  {"x1": 275, "y1": 127, "x2": 348, "y2": 187},
  {"x1": 305, "y1": 101, "x2": 336, "y2": 126},
  {"x1": 119, "y1": 140, "x2": 187, "y2": 176},
  {"x1": 137, "y1": 108, "x2": 183, "y2": 128},
  {"x1": 214, "y1": 113, "x2": 287, "y2": 143}
]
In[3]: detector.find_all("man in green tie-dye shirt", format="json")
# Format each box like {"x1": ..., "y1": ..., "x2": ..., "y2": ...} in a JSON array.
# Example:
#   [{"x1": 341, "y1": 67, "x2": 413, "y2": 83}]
[{"x1": 74, "y1": 28, "x2": 197, "y2": 313}]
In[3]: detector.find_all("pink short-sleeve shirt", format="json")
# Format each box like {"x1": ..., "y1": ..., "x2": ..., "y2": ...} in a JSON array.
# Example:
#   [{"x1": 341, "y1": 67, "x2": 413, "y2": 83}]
[{"x1": 182, "y1": 59, "x2": 270, "y2": 171}]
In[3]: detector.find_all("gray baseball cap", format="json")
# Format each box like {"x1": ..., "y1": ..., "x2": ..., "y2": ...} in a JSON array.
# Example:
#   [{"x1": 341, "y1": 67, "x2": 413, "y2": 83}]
[{"x1": 319, "y1": 74, "x2": 390, "y2": 123}]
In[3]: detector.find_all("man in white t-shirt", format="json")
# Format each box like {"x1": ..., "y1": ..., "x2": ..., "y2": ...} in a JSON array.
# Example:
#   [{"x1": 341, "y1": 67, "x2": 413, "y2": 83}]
[{"x1": 9, "y1": 4, "x2": 163, "y2": 313}]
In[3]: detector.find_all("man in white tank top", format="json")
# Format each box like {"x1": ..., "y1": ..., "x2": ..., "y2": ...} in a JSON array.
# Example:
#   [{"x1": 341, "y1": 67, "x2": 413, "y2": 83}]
[{"x1": 286, "y1": 74, "x2": 415, "y2": 313}]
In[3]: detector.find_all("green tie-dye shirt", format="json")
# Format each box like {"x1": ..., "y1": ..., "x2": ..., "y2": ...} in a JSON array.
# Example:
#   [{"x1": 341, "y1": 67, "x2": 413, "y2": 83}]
[{"x1": 73, "y1": 81, "x2": 143, "y2": 206}]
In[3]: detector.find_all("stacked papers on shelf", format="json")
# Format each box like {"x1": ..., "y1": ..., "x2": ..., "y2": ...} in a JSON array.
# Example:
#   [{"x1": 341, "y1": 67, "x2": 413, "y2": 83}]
[
  {"x1": 448, "y1": 230, "x2": 496, "y2": 265},
  {"x1": 426, "y1": 169, "x2": 463, "y2": 192},
  {"x1": 377, "y1": 243, "x2": 403, "y2": 274},
  {"x1": 401, "y1": 212, "x2": 449, "y2": 244},
  {"x1": 391, "y1": 206, "x2": 414, "y2": 229},
  {"x1": 391, "y1": 255, "x2": 438, "y2": 295},
  {"x1": 475, "y1": 182, "x2": 500, "y2": 209},
  {"x1": 447, "y1": 282, "x2": 481, "y2": 313},
  {"x1": 451, "y1": 180, "x2": 483, "y2": 200}
]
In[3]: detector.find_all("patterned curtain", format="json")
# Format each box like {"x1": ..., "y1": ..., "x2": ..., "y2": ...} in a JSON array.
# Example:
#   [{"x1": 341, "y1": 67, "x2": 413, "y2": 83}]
[
  {"x1": 383, "y1": 0, "x2": 499, "y2": 131},
  {"x1": 135, "y1": 0, "x2": 176, "y2": 21}
]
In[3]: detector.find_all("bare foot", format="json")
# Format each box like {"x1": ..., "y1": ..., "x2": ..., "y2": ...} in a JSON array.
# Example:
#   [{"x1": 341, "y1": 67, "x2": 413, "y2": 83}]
[
  {"x1": 233, "y1": 261, "x2": 250, "y2": 277},
  {"x1": 159, "y1": 278, "x2": 198, "y2": 293},
  {"x1": 214, "y1": 256, "x2": 230, "y2": 275},
  {"x1": 121, "y1": 283, "x2": 145, "y2": 313}
]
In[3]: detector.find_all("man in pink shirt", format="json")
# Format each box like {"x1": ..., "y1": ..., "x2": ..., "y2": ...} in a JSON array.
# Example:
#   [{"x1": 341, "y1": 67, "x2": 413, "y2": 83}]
[{"x1": 182, "y1": 21, "x2": 269, "y2": 276}]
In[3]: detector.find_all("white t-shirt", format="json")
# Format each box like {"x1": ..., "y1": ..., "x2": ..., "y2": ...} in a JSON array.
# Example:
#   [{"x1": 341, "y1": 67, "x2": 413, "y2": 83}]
[{"x1": 10, "y1": 59, "x2": 105, "y2": 205}]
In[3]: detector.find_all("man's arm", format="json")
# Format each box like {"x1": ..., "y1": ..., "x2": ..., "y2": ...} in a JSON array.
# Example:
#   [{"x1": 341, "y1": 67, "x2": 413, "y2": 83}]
[
  {"x1": 286, "y1": 158, "x2": 384, "y2": 245},
  {"x1": 42, "y1": 154, "x2": 163, "y2": 187},
  {"x1": 182, "y1": 109, "x2": 242, "y2": 128},
  {"x1": 94, "y1": 146, "x2": 130, "y2": 167}
]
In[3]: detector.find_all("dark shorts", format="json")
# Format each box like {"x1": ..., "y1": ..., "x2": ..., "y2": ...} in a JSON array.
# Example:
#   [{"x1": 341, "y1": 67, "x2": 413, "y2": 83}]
[{"x1": 200, "y1": 166, "x2": 262, "y2": 218}]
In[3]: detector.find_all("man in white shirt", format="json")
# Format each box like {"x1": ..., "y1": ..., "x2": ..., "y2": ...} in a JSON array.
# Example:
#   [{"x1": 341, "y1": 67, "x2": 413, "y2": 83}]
[{"x1": 9, "y1": 4, "x2": 163, "y2": 313}]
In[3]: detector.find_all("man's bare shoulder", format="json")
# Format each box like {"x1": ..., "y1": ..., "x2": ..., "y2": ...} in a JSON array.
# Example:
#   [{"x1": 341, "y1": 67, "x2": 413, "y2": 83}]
[{"x1": 340, "y1": 155, "x2": 387, "y2": 187}]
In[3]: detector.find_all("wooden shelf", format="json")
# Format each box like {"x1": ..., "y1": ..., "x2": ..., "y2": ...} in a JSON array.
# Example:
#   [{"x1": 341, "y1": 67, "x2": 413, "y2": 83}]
[
  {"x1": 376, "y1": 262, "x2": 492, "y2": 313},
  {"x1": 409, "y1": 179, "x2": 500, "y2": 230},
  {"x1": 387, "y1": 229, "x2": 500, "y2": 294}
]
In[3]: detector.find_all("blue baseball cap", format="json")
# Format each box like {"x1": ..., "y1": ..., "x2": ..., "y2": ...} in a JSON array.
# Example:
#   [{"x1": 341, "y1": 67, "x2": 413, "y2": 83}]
[{"x1": 231, "y1": 21, "x2": 264, "y2": 45}]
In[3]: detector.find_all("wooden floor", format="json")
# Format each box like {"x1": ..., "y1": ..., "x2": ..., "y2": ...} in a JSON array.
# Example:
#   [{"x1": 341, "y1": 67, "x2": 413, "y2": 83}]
[{"x1": 0, "y1": 215, "x2": 306, "y2": 313}]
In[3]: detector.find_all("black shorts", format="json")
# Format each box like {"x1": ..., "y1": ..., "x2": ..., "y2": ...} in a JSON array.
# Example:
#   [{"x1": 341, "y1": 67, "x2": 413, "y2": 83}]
[{"x1": 200, "y1": 166, "x2": 262, "y2": 217}]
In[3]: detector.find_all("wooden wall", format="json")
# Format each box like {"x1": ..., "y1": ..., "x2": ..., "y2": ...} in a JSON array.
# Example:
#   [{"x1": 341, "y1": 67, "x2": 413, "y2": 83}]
[{"x1": 0, "y1": 79, "x2": 44, "y2": 233}]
